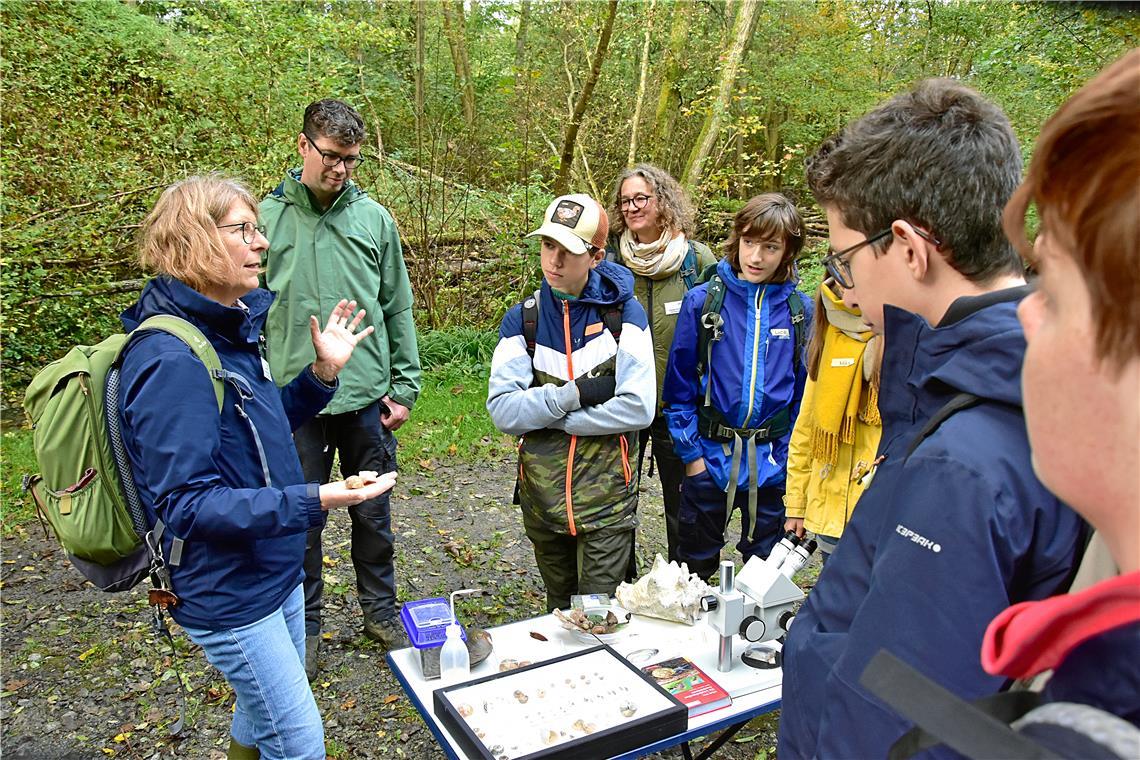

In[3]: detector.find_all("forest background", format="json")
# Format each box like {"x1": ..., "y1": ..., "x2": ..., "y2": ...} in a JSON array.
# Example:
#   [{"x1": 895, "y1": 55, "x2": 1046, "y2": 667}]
[{"x1": 1, "y1": 0, "x2": 1137, "y2": 505}]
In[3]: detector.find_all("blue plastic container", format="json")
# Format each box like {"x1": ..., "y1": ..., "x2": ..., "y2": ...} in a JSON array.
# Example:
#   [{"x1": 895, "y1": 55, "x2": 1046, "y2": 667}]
[{"x1": 400, "y1": 597, "x2": 467, "y2": 649}]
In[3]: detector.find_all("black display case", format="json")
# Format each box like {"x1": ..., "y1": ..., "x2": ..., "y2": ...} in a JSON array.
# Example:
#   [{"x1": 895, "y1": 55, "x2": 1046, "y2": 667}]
[{"x1": 432, "y1": 645, "x2": 687, "y2": 759}]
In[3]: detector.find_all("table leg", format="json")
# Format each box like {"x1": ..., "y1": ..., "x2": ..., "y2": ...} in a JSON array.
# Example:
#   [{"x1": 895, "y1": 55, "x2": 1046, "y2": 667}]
[{"x1": 683, "y1": 719, "x2": 751, "y2": 760}]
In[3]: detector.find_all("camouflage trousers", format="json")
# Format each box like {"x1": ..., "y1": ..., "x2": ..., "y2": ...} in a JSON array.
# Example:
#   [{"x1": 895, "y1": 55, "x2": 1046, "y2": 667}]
[{"x1": 522, "y1": 513, "x2": 634, "y2": 612}]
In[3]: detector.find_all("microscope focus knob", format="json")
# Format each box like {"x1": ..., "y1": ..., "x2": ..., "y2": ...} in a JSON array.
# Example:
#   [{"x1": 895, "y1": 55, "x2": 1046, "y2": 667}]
[
  {"x1": 700, "y1": 595, "x2": 719, "y2": 612},
  {"x1": 740, "y1": 615, "x2": 766, "y2": 642}
]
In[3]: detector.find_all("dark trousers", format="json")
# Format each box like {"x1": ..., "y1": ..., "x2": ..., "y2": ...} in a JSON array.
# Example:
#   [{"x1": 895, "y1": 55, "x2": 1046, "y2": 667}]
[
  {"x1": 677, "y1": 469, "x2": 785, "y2": 581},
  {"x1": 293, "y1": 401, "x2": 398, "y2": 635},
  {"x1": 637, "y1": 413, "x2": 686, "y2": 565},
  {"x1": 523, "y1": 512, "x2": 634, "y2": 613}
]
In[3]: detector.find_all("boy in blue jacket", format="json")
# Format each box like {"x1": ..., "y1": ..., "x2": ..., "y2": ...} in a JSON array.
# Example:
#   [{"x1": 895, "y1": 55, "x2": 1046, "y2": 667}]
[
  {"x1": 777, "y1": 79, "x2": 1086, "y2": 758},
  {"x1": 662, "y1": 193, "x2": 811, "y2": 580}
]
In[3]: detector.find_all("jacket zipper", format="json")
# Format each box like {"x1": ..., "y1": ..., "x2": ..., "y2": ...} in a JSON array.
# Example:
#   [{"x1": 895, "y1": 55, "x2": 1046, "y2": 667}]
[
  {"x1": 620, "y1": 434, "x2": 632, "y2": 489},
  {"x1": 743, "y1": 288, "x2": 766, "y2": 425},
  {"x1": 562, "y1": 301, "x2": 578, "y2": 536}
]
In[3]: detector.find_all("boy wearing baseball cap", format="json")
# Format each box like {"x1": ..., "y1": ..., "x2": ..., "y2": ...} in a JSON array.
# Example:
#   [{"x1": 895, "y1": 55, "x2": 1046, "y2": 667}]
[{"x1": 487, "y1": 194, "x2": 656, "y2": 611}]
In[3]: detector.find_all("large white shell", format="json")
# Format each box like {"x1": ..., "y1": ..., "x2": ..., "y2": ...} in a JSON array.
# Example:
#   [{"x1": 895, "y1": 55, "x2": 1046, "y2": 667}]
[{"x1": 614, "y1": 554, "x2": 712, "y2": 625}]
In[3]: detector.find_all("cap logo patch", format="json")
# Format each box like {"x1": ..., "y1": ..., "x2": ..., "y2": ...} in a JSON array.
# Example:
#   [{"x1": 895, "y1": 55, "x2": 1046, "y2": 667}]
[{"x1": 553, "y1": 200, "x2": 585, "y2": 228}]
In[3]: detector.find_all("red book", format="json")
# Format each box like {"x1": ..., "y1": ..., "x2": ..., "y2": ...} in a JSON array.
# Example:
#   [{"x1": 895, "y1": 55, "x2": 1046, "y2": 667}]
[{"x1": 642, "y1": 656, "x2": 732, "y2": 717}]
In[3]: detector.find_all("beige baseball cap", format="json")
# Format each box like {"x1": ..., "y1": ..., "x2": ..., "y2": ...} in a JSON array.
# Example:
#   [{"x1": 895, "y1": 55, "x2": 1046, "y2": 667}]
[{"x1": 526, "y1": 194, "x2": 609, "y2": 255}]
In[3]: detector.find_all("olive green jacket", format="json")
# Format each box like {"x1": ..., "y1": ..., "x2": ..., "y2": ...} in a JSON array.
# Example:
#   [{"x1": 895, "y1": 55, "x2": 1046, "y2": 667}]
[
  {"x1": 606, "y1": 239, "x2": 717, "y2": 409},
  {"x1": 260, "y1": 171, "x2": 421, "y2": 414}
]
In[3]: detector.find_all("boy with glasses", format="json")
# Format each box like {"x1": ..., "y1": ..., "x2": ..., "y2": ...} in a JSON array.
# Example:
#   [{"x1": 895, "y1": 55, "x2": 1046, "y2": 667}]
[
  {"x1": 777, "y1": 79, "x2": 1085, "y2": 758},
  {"x1": 260, "y1": 99, "x2": 422, "y2": 680}
]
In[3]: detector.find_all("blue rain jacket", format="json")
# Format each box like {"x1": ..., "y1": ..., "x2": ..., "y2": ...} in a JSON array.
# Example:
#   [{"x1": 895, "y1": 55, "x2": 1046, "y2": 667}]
[
  {"x1": 117, "y1": 277, "x2": 334, "y2": 631},
  {"x1": 778, "y1": 295, "x2": 1085, "y2": 759},
  {"x1": 662, "y1": 258, "x2": 810, "y2": 491}
]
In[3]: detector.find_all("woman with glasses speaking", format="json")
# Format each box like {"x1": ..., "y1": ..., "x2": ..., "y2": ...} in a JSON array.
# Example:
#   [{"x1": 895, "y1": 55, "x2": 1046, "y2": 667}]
[
  {"x1": 605, "y1": 165, "x2": 717, "y2": 569},
  {"x1": 114, "y1": 174, "x2": 395, "y2": 759}
]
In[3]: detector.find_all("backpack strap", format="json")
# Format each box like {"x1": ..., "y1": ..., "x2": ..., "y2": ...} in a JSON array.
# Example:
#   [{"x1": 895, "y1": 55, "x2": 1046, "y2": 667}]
[
  {"x1": 904, "y1": 392, "x2": 982, "y2": 460},
  {"x1": 860, "y1": 649, "x2": 1061, "y2": 760},
  {"x1": 133, "y1": 315, "x2": 225, "y2": 413},
  {"x1": 601, "y1": 302, "x2": 624, "y2": 344},
  {"x1": 522, "y1": 289, "x2": 541, "y2": 359},
  {"x1": 696, "y1": 268, "x2": 727, "y2": 410},
  {"x1": 680, "y1": 242, "x2": 699, "y2": 291},
  {"x1": 787, "y1": 289, "x2": 806, "y2": 368}
]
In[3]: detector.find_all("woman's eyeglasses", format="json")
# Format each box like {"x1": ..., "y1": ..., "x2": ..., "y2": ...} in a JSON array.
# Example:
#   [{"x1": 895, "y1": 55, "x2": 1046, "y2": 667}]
[
  {"x1": 217, "y1": 222, "x2": 267, "y2": 244},
  {"x1": 618, "y1": 194, "x2": 654, "y2": 211}
]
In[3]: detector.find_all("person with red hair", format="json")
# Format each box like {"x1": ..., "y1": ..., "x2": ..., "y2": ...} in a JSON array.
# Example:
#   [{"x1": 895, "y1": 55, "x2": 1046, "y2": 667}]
[{"x1": 981, "y1": 47, "x2": 1140, "y2": 732}]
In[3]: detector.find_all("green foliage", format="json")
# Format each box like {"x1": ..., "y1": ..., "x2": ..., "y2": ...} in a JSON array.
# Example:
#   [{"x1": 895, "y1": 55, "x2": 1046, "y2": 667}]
[
  {"x1": 1, "y1": 428, "x2": 36, "y2": 529},
  {"x1": 2, "y1": 0, "x2": 1135, "y2": 405},
  {"x1": 417, "y1": 328, "x2": 498, "y2": 372},
  {"x1": 398, "y1": 366, "x2": 505, "y2": 469}
]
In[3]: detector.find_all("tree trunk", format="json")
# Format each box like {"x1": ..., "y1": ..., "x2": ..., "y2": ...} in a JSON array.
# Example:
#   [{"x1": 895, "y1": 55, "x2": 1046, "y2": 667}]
[
  {"x1": 553, "y1": 0, "x2": 619, "y2": 196},
  {"x1": 514, "y1": 0, "x2": 530, "y2": 81},
  {"x1": 414, "y1": 0, "x2": 425, "y2": 142},
  {"x1": 441, "y1": 0, "x2": 476, "y2": 130},
  {"x1": 628, "y1": 0, "x2": 657, "y2": 166},
  {"x1": 680, "y1": 0, "x2": 761, "y2": 192},
  {"x1": 650, "y1": 2, "x2": 690, "y2": 167},
  {"x1": 514, "y1": 0, "x2": 532, "y2": 186}
]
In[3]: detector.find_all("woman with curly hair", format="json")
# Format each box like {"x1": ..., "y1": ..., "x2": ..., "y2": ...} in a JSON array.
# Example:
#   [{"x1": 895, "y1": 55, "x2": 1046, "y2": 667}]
[{"x1": 606, "y1": 164, "x2": 717, "y2": 567}]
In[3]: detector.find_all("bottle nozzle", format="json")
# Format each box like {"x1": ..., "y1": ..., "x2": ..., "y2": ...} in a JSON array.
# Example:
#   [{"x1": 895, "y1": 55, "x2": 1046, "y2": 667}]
[{"x1": 449, "y1": 588, "x2": 482, "y2": 625}]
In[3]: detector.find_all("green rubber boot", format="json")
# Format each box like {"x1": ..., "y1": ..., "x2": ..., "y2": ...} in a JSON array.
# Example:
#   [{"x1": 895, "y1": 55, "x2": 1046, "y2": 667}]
[{"x1": 227, "y1": 738, "x2": 260, "y2": 759}]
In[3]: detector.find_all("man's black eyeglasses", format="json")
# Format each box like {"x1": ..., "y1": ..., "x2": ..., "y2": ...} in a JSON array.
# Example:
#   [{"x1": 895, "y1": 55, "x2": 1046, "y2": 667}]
[
  {"x1": 304, "y1": 132, "x2": 364, "y2": 170},
  {"x1": 822, "y1": 226, "x2": 941, "y2": 289},
  {"x1": 619, "y1": 194, "x2": 654, "y2": 211},
  {"x1": 217, "y1": 221, "x2": 267, "y2": 244}
]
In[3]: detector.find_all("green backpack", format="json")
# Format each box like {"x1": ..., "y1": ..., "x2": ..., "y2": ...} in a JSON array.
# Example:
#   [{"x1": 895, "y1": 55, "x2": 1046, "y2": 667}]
[{"x1": 22, "y1": 315, "x2": 224, "y2": 593}]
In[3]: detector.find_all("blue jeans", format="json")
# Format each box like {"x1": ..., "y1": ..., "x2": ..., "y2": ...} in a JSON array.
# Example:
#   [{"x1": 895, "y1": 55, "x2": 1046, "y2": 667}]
[
  {"x1": 182, "y1": 584, "x2": 324, "y2": 759},
  {"x1": 294, "y1": 400, "x2": 399, "y2": 634}
]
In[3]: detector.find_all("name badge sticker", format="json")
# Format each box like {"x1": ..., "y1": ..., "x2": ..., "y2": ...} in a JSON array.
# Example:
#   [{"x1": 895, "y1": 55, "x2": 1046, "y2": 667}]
[
  {"x1": 770, "y1": 328, "x2": 790, "y2": 339},
  {"x1": 664, "y1": 300, "x2": 682, "y2": 315},
  {"x1": 831, "y1": 358, "x2": 856, "y2": 367}
]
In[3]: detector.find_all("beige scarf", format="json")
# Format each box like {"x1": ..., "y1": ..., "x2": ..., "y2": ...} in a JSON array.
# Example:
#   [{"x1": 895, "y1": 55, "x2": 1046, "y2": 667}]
[{"x1": 618, "y1": 229, "x2": 689, "y2": 281}]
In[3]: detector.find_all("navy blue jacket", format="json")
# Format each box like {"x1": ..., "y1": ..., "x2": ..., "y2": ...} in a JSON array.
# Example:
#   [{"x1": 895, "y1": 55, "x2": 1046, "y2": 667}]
[
  {"x1": 1044, "y1": 620, "x2": 1140, "y2": 726},
  {"x1": 778, "y1": 294, "x2": 1085, "y2": 759},
  {"x1": 663, "y1": 258, "x2": 811, "y2": 491},
  {"x1": 117, "y1": 277, "x2": 334, "y2": 631}
]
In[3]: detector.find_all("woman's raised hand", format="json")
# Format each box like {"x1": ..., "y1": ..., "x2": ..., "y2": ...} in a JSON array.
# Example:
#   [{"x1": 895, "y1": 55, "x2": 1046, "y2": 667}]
[{"x1": 309, "y1": 299, "x2": 375, "y2": 383}]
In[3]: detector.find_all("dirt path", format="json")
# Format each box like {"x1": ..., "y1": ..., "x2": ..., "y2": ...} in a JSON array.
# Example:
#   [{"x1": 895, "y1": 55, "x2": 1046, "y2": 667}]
[{"x1": 1, "y1": 453, "x2": 783, "y2": 759}]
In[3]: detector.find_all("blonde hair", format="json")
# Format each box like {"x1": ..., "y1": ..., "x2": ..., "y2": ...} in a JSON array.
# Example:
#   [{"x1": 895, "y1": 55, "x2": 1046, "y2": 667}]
[{"x1": 138, "y1": 174, "x2": 259, "y2": 294}]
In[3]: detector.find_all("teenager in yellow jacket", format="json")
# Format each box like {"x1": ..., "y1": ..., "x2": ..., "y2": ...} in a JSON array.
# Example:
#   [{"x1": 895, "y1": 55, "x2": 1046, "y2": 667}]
[{"x1": 783, "y1": 279, "x2": 881, "y2": 562}]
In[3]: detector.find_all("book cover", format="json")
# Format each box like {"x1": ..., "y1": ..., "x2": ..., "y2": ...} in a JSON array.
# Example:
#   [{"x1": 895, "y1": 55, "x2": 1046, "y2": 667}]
[{"x1": 642, "y1": 656, "x2": 732, "y2": 717}]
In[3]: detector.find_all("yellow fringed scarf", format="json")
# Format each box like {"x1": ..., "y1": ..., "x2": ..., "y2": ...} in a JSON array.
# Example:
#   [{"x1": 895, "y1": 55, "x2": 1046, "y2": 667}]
[{"x1": 808, "y1": 283, "x2": 882, "y2": 467}]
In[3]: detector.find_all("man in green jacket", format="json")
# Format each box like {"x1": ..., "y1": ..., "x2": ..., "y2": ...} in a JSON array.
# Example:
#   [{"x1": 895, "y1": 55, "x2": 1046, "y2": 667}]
[{"x1": 260, "y1": 99, "x2": 421, "y2": 679}]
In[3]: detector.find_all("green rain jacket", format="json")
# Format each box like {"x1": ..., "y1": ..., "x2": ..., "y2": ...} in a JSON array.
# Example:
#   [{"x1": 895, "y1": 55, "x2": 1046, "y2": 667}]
[{"x1": 260, "y1": 170, "x2": 421, "y2": 414}]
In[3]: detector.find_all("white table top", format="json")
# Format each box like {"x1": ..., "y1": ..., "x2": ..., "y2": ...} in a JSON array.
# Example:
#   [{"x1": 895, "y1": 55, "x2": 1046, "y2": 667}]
[{"x1": 387, "y1": 610, "x2": 782, "y2": 759}]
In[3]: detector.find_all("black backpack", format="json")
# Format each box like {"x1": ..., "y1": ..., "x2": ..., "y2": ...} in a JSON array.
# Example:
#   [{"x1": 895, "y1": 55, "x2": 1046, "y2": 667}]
[{"x1": 519, "y1": 289, "x2": 624, "y2": 360}]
